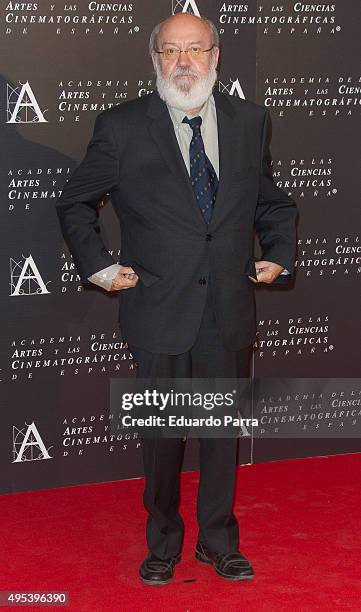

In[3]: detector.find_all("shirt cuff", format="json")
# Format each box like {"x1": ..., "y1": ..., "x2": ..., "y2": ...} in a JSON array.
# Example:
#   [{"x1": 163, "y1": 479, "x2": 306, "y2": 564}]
[{"x1": 87, "y1": 263, "x2": 122, "y2": 291}]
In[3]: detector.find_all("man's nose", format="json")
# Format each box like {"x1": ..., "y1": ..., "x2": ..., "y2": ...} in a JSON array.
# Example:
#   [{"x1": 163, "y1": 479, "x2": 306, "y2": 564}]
[{"x1": 176, "y1": 50, "x2": 191, "y2": 67}]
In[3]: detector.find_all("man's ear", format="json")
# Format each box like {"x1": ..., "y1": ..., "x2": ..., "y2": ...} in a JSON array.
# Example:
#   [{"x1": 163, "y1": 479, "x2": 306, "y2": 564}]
[
  {"x1": 213, "y1": 46, "x2": 220, "y2": 68},
  {"x1": 150, "y1": 52, "x2": 157, "y2": 71}
]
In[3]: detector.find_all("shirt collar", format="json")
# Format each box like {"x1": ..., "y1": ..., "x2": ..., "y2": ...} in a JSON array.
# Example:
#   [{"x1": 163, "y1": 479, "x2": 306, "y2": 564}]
[{"x1": 167, "y1": 94, "x2": 214, "y2": 129}]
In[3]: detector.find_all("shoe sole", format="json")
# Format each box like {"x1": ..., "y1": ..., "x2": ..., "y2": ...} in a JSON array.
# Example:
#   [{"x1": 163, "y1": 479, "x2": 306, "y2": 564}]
[
  {"x1": 195, "y1": 550, "x2": 254, "y2": 581},
  {"x1": 140, "y1": 577, "x2": 171, "y2": 586}
]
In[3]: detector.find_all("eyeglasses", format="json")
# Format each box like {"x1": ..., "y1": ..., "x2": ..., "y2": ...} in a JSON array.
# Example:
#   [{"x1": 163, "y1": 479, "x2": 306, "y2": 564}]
[{"x1": 154, "y1": 45, "x2": 215, "y2": 60}]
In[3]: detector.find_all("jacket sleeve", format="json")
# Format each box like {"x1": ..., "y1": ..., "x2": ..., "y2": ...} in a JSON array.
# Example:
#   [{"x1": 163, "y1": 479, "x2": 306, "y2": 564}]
[
  {"x1": 55, "y1": 110, "x2": 119, "y2": 284},
  {"x1": 254, "y1": 108, "x2": 298, "y2": 280}
]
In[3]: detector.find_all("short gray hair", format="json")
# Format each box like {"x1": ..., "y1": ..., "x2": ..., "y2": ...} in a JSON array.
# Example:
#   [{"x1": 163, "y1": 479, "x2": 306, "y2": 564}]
[{"x1": 149, "y1": 15, "x2": 219, "y2": 55}]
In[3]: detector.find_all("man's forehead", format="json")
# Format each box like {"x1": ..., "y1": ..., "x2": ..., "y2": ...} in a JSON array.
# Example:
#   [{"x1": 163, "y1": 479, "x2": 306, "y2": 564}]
[{"x1": 158, "y1": 16, "x2": 210, "y2": 44}]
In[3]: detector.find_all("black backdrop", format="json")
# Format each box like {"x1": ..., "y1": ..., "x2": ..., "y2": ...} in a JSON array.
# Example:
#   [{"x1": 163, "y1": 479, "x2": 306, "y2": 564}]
[{"x1": 1, "y1": 1, "x2": 360, "y2": 494}]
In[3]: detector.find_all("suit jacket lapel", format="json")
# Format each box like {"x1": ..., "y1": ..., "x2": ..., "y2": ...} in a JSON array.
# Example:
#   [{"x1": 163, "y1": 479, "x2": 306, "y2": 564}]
[
  {"x1": 146, "y1": 90, "x2": 239, "y2": 231},
  {"x1": 208, "y1": 89, "x2": 237, "y2": 232}
]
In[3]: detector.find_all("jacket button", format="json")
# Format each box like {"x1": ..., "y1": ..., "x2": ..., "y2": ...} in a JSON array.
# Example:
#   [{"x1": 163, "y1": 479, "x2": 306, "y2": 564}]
[
  {"x1": 206, "y1": 234, "x2": 212, "y2": 241},
  {"x1": 198, "y1": 277, "x2": 207, "y2": 285}
]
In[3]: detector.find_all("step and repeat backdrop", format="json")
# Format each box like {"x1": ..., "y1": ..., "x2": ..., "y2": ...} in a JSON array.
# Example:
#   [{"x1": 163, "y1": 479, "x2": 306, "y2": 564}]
[{"x1": 0, "y1": 1, "x2": 360, "y2": 494}]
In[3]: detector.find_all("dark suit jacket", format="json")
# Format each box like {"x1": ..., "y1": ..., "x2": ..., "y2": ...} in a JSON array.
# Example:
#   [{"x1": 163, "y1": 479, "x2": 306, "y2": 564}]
[{"x1": 55, "y1": 90, "x2": 298, "y2": 354}]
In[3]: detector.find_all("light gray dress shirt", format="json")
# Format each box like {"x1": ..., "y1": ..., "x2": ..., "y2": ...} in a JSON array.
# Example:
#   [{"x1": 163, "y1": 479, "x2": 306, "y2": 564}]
[{"x1": 87, "y1": 94, "x2": 287, "y2": 289}]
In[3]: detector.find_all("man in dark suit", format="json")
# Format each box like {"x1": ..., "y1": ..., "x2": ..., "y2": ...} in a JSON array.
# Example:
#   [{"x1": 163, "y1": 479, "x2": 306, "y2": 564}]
[{"x1": 56, "y1": 12, "x2": 298, "y2": 585}]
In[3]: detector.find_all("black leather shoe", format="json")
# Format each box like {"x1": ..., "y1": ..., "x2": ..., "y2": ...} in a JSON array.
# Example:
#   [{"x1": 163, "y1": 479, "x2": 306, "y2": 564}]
[
  {"x1": 139, "y1": 552, "x2": 181, "y2": 585},
  {"x1": 195, "y1": 541, "x2": 254, "y2": 581}
]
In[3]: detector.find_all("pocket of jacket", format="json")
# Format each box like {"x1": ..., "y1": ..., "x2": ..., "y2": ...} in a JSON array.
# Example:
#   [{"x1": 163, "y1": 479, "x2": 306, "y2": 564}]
[
  {"x1": 129, "y1": 262, "x2": 162, "y2": 287},
  {"x1": 244, "y1": 256, "x2": 257, "y2": 280}
]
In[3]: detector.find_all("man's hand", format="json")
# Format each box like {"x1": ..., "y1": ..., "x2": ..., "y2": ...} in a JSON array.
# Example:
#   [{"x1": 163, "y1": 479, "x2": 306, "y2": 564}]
[
  {"x1": 110, "y1": 265, "x2": 139, "y2": 291},
  {"x1": 248, "y1": 260, "x2": 284, "y2": 284}
]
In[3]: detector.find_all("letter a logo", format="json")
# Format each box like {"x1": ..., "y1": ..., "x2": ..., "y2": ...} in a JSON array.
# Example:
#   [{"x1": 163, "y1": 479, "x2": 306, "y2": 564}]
[
  {"x1": 7, "y1": 81, "x2": 48, "y2": 124},
  {"x1": 218, "y1": 78, "x2": 245, "y2": 99},
  {"x1": 13, "y1": 422, "x2": 53, "y2": 463},
  {"x1": 172, "y1": 0, "x2": 200, "y2": 17},
  {"x1": 10, "y1": 254, "x2": 51, "y2": 296}
]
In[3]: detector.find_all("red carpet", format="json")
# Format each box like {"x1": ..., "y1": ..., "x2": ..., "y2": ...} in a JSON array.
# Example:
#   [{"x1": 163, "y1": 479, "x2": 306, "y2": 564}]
[{"x1": 1, "y1": 452, "x2": 361, "y2": 611}]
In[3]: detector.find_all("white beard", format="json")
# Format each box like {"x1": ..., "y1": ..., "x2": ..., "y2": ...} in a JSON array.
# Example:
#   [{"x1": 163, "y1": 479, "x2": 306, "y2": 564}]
[{"x1": 155, "y1": 61, "x2": 218, "y2": 112}]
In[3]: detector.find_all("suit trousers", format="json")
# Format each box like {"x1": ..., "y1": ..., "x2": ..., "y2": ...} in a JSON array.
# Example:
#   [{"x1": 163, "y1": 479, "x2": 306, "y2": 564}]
[{"x1": 127, "y1": 273, "x2": 252, "y2": 560}]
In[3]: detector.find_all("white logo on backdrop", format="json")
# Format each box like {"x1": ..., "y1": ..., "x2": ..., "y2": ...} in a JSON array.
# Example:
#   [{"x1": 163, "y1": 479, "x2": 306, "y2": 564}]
[
  {"x1": 12, "y1": 421, "x2": 53, "y2": 463},
  {"x1": 7, "y1": 81, "x2": 48, "y2": 124},
  {"x1": 10, "y1": 255, "x2": 51, "y2": 296},
  {"x1": 218, "y1": 78, "x2": 245, "y2": 98},
  {"x1": 172, "y1": 0, "x2": 200, "y2": 17}
]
